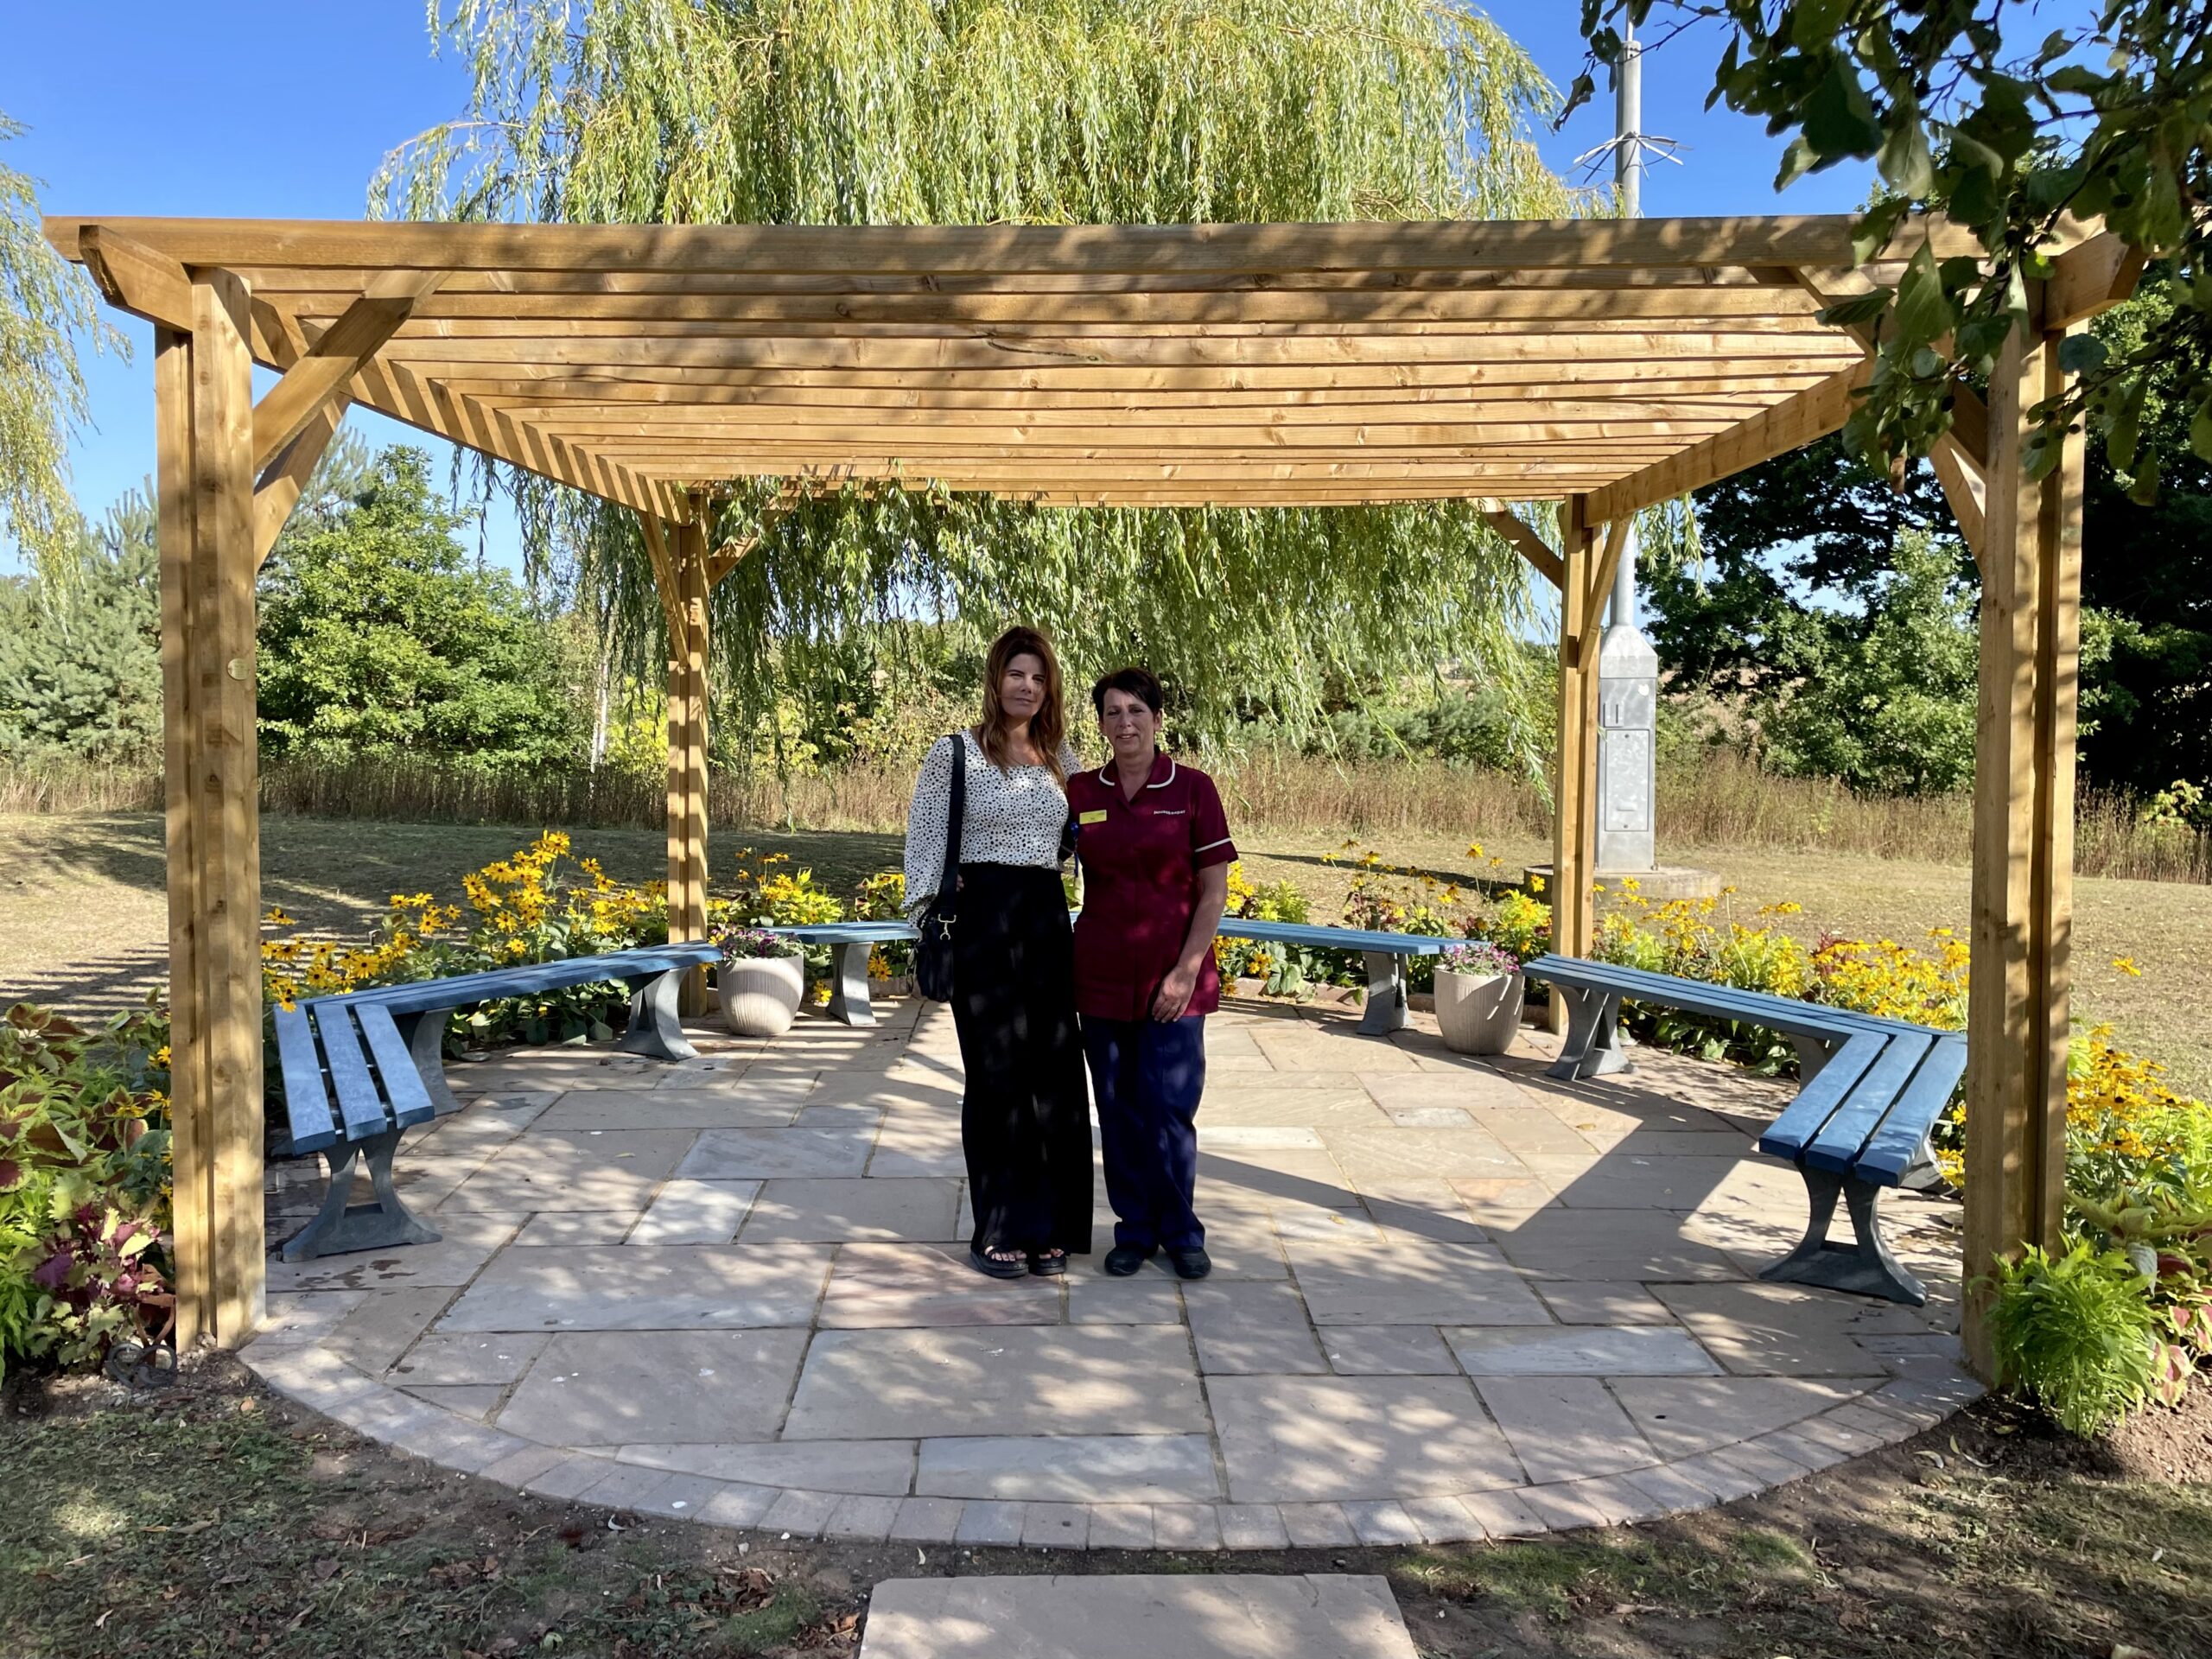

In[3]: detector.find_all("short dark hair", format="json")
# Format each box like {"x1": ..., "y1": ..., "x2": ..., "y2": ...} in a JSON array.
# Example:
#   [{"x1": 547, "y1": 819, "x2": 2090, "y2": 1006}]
[{"x1": 1090, "y1": 665, "x2": 1164, "y2": 719}]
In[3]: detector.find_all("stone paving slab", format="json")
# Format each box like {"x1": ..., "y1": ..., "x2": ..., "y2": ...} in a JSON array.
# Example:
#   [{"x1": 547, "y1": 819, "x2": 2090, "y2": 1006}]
[
  {"x1": 785, "y1": 1326, "x2": 1207, "y2": 1440},
  {"x1": 1442, "y1": 1325, "x2": 1720, "y2": 1376},
  {"x1": 495, "y1": 1328, "x2": 809, "y2": 1445},
  {"x1": 442, "y1": 1129, "x2": 697, "y2": 1212},
  {"x1": 1209, "y1": 1374, "x2": 1523, "y2": 1502},
  {"x1": 678, "y1": 1126, "x2": 877, "y2": 1180},
  {"x1": 256, "y1": 995, "x2": 1979, "y2": 1548},
  {"x1": 856, "y1": 1574, "x2": 1421, "y2": 1659},
  {"x1": 437, "y1": 1244, "x2": 834, "y2": 1331},
  {"x1": 616, "y1": 1439, "x2": 918, "y2": 1493},
  {"x1": 1284, "y1": 1237, "x2": 1553, "y2": 1327},
  {"x1": 744, "y1": 1178, "x2": 960, "y2": 1243},
  {"x1": 916, "y1": 1434, "x2": 1220, "y2": 1502}
]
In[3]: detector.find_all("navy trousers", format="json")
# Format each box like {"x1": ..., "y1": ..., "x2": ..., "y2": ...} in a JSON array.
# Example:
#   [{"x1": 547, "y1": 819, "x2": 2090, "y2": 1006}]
[{"x1": 1082, "y1": 1014, "x2": 1207, "y2": 1253}]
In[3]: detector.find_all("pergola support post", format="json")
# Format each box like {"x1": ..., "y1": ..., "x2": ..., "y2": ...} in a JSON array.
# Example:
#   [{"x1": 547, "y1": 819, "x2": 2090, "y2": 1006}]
[
  {"x1": 664, "y1": 508, "x2": 713, "y2": 1013},
  {"x1": 1961, "y1": 318, "x2": 2086, "y2": 1380},
  {"x1": 1548, "y1": 498, "x2": 1600, "y2": 1029},
  {"x1": 156, "y1": 274, "x2": 266, "y2": 1348}
]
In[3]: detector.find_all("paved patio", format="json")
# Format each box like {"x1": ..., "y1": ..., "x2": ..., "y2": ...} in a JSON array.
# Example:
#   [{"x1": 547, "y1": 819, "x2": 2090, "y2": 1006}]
[{"x1": 245, "y1": 994, "x2": 1981, "y2": 1547}]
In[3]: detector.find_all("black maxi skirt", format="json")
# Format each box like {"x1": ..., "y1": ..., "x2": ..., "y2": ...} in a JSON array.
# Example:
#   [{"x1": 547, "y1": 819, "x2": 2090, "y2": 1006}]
[{"x1": 950, "y1": 862, "x2": 1093, "y2": 1255}]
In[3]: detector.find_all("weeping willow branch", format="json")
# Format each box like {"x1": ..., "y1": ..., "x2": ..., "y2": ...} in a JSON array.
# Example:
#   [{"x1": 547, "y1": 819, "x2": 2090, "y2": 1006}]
[{"x1": 374, "y1": 0, "x2": 1591, "y2": 762}]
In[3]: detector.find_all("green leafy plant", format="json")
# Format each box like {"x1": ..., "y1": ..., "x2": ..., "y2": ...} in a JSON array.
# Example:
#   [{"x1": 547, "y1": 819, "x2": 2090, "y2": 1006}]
[
  {"x1": 0, "y1": 996, "x2": 173, "y2": 1382},
  {"x1": 1981, "y1": 1243, "x2": 2162, "y2": 1437}
]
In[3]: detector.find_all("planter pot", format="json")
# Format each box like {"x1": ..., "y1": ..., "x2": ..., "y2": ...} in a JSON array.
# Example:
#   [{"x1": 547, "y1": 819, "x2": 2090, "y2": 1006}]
[
  {"x1": 718, "y1": 954, "x2": 804, "y2": 1038},
  {"x1": 1433, "y1": 968, "x2": 1525, "y2": 1054}
]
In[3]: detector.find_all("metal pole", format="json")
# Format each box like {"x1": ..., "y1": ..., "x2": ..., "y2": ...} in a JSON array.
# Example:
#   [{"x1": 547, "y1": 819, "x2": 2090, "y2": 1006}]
[{"x1": 1610, "y1": 19, "x2": 1642, "y2": 627}]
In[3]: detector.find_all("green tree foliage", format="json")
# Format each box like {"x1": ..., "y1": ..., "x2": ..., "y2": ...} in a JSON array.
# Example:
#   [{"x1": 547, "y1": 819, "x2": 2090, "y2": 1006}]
[
  {"x1": 257, "y1": 448, "x2": 585, "y2": 765},
  {"x1": 1754, "y1": 530, "x2": 1982, "y2": 796},
  {"x1": 0, "y1": 113, "x2": 125, "y2": 564},
  {"x1": 0, "y1": 489, "x2": 164, "y2": 765},
  {"x1": 1571, "y1": 3, "x2": 2212, "y2": 492},
  {"x1": 1643, "y1": 432, "x2": 1960, "y2": 705},
  {"x1": 373, "y1": 0, "x2": 1590, "y2": 759},
  {"x1": 1649, "y1": 286, "x2": 2209, "y2": 798},
  {"x1": 2078, "y1": 283, "x2": 2212, "y2": 793}
]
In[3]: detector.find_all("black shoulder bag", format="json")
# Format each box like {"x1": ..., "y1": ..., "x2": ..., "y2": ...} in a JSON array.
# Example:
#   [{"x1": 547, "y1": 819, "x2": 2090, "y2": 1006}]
[{"x1": 913, "y1": 734, "x2": 966, "y2": 1003}]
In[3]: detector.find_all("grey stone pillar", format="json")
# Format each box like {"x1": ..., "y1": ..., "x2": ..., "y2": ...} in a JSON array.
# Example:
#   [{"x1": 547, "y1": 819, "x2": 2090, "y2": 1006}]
[{"x1": 1597, "y1": 540, "x2": 1658, "y2": 874}]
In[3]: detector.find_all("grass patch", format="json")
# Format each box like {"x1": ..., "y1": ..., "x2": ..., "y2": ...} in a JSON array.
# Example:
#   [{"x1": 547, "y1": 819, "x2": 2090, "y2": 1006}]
[{"x1": 0, "y1": 1377, "x2": 855, "y2": 1659}]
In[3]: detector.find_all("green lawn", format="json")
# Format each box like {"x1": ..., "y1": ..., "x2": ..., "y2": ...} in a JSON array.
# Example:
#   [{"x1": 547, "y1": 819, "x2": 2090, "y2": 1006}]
[{"x1": 1, "y1": 808, "x2": 2205, "y2": 1095}]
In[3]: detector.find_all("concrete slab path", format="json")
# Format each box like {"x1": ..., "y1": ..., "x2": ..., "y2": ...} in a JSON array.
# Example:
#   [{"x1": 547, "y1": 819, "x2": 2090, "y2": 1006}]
[{"x1": 855, "y1": 1574, "x2": 1419, "y2": 1659}]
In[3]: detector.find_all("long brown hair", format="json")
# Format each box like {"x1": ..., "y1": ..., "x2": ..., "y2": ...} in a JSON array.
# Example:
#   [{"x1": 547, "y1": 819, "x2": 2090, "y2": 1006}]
[{"x1": 975, "y1": 625, "x2": 1067, "y2": 784}]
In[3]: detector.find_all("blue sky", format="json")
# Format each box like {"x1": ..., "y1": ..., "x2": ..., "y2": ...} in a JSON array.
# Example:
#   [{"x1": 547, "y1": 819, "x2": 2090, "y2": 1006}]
[{"x1": 3, "y1": 3, "x2": 1879, "y2": 576}]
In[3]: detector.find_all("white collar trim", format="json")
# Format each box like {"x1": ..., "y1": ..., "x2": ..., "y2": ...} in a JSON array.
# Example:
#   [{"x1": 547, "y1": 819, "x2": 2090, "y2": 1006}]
[{"x1": 1098, "y1": 753, "x2": 1177, "y2": 789}]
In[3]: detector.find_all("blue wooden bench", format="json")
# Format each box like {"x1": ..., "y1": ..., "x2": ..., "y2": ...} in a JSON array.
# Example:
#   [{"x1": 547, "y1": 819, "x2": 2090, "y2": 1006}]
[
  {"x1": 272, "y1": 941, "x2": 719, "y2": 1262},
  {"x1": 1519, "y1": 954, "x2": 1965, "y2": 1305},
  {"x1": 764, "y1": 918, "x2": 1456, "y2": 1034},
  {"x1": 1214, "y1": 918, "x2": 1456, "y2": 1036},
  {"x1": 760, "y1": 923, "x2": 918, "y2": 1027}
]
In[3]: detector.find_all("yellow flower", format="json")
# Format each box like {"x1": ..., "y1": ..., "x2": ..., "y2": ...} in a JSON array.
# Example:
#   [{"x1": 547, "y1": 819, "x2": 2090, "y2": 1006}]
[
  {"x1": 264, "y1": 906, "x2": 294, "y2": 927},
  {"x1": 2111, "y1": 956, "x2": 2142, "y2": 978}
]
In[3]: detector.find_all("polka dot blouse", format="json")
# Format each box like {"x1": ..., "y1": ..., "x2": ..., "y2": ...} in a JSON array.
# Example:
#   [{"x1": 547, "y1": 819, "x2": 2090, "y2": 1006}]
[{"x1": 903, "y1": 729, "x2": 1079, "y2": 914}]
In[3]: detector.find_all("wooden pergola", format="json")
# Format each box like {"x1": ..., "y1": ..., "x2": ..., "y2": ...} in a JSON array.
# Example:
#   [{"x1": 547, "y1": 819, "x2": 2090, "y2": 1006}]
[{"x1": 44, "y1": 213, "x2": 2139, "y2": 1379}]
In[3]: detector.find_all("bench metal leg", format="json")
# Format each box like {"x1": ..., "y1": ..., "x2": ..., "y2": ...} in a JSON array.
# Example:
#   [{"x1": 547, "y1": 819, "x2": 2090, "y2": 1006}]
[
  {"x1": 397, "y1": 1007, "x2": 467, "y2": 1116},
  {"x1": 617, "y1": 966, "x2": 700, "y2": 1061},
  {"x1": 825, "y1": 940, "x2": 877, "y2": 1027},
  {"x1": 1760, "y1": 1165, "x2": 1927, "y2": 1305},
  {"x1": 1789, "y1": 1033, "x2": 1839, "y2": 1083},
  {"x1": 1546, "y1": 986, "x2": 1631, "y2": 1080},
  {"x1": 279, "y1": 1128, "x2": 442, "y2": 1262},
  {"x1": 1357, "y1": 951, "x2": 1408, "y2": 1035}
]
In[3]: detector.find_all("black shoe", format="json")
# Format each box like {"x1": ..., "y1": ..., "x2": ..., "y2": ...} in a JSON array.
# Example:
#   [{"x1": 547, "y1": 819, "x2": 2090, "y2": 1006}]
[
  {"x1": 1028, "y1": 1249, "x2": 1069, "y2": 1277},
  {"x1": 1166, "y1": 1247, "x2": 1212, "y2": 1280},
  {"x1": 1103, "y1": 1244, "x2": 1155, "y2": 1277}
]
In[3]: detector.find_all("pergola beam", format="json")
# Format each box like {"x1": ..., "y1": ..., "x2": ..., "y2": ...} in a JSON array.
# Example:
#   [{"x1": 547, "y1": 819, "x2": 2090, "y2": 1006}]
[
  {"x1": 1476, "y1": 505, "x2": 1564, "y2": 588},
  {"x1": 43, "y1": 213, "x2": 1991, "y2": 276},
  {"x1": 251, "y1": 270, "x2": 447, "y2": 472},
  {"x1": 252, "y1": 397, "x2": 347, "y2": 568}
]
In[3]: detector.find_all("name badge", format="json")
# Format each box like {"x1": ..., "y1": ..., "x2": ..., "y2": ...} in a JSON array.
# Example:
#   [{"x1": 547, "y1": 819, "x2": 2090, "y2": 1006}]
[{"x1": 1078, "y1": 810, "x2": 1109, "y2": 825}]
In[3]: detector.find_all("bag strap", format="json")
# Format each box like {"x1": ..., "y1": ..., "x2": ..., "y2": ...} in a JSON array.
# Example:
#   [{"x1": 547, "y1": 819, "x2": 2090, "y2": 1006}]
[{"x1": 936, "y1": 731, "x2": 966, "y2": 914}]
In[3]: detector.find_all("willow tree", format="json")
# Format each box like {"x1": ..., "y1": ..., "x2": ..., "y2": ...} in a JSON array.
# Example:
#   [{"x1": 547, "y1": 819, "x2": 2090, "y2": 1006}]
[
  {"x1": 375, "y1": 0, "x2": 1587, "y2": 762},
  {"x1": 2, "y1": 113, "x2": 124, "y2": 568}
]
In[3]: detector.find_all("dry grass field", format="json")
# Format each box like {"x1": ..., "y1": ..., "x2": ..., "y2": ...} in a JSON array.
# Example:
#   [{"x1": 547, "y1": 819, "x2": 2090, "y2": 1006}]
[{"x1": 3, "y1": 804, "x2": 2205, "y2": 1096}]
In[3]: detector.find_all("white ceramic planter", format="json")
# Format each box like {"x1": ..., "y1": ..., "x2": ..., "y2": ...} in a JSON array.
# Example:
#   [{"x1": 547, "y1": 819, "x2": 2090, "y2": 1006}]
[
  {"x1": 718, "y1": 953, "x2": 804, "y2": 1038},
  {"x1": 1433, "y1": 967, "x2": 1524, "y2": 1054}
]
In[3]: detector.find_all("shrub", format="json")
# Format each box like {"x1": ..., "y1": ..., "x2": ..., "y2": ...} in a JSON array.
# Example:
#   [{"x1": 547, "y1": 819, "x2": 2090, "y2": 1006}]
[
  {"x1": 0, "y1": 998, "x2": 174, "y2": 1382},
  {"x1": 1981, "y1": 1243, "x2": 2162, "y2": 1437}
]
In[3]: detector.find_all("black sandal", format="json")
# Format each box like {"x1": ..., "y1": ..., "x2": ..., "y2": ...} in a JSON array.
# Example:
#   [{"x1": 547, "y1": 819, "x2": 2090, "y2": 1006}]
[
  {"x1": 1028, "y1": 1249, "x2": 1068, "y2": 1278},
  {"x1": 969, "y1": 1246, "x2": 1029, "y2": 1281}
]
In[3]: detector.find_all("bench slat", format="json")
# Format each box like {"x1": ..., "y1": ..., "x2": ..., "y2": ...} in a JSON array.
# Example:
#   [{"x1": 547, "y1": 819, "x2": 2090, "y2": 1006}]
[
  {"x1": 1217, "y1": 918, "x2": 1455, "y2": 956},
  {"x1": 1801, "y1": 1028, "x2": 1936, "y2": 1175},
  {"x1": 356, "y1": 1002, "x2": 437, "y2": 1130},
  {"x1": 315, "y1": 1004, "x2": 393, "y2": 1142},
  {"x1": 273, "y1": 1003, "x2": 340, "y2": 1155},
  {"x1": 1526, "y1": 956, "x2": 1938, "y2": 1039},
  {"x1": 767, "y1": 922, "x2": 918, "y2": 944},
  {"x1": 1853, "y1": 1036, "x2": 1968, "y2": 1185},
  {"x1": 1757, "y1": 1029, "x2": 1889, "y2": 1160}
]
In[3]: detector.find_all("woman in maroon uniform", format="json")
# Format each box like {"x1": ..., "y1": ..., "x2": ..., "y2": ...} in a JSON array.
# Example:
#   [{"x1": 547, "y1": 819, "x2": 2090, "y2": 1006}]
[{"x1": 1065, "y1": 666, "x2": 1236, "y2": 1279}]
